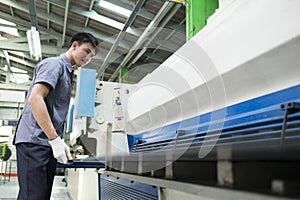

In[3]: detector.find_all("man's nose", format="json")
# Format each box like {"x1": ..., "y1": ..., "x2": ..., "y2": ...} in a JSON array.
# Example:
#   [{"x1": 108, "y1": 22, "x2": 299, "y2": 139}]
[{"x1": 85, "y1": 56, "x2": 92, "y2": 64}]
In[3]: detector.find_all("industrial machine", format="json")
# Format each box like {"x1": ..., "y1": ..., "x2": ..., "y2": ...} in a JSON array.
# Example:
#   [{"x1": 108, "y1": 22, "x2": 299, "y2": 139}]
[{"x1": 68, "y1": 0, "x2": 300, "y2": 199}]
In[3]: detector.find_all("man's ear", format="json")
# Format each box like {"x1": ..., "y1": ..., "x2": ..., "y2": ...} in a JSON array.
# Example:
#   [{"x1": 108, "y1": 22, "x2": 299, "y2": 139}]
[{"x1": 71, "y1": 41, "x2": 78, "y2": 49}]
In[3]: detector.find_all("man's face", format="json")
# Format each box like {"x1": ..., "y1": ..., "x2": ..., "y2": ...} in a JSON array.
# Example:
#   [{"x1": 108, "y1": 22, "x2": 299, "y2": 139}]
[{"x1": 73, "y1": 42, "x2": 96, "y2": 67}]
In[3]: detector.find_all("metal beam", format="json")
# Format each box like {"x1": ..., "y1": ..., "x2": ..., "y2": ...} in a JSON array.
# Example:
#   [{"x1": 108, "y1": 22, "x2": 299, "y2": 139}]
[
  {"x1": 2, "y1": 35, "x2": 58, "y2": 44},
  {"x1": 47, "y1": 1, "x2": 50, "y2": 29},
  {"x1": 61, "y1": 0, "x2": 69, "y2": 47},
  {"x1": 127, "y1": 4, "x2": 182, "y2": 68},
  {"x1": 0, "y1": 52, "x2": 35, "y2": 79},
  {"x1": 9, "y1": 51, "x2": 36, "y2": 62},
  {"x1": 84, "y1": 0, "x2": 95, "y2": 27},
  {"x1": 0, "y1": 41, "x2": 66, "y2": 55},
  {"x1": 3, "y1": 50, "x2": 11, "y2": 83},
  {"x1": 108, "y1": 2, "x2": 174, "y2": 81},
  {"x1": 143, "y1": 52, "x2": 167, "y2": 63},
  {"x1": 165, "y1": 21, "x2": 185, "y2": 34},
  {"x1": 96, "y1": 0, "x2": 146, "y2": 78},
  {"x1": 0, "y1": 54, "x2": 34, "y2": 77},
  {"x1": 8, "y1": 56, "x2": 35, "y2": 70},
  {"x1": 0, "y1": 23, "x2": 27, "y2": 31},
  {"x1": 3, "y1": 50, "x2": 10, "y2": 67},
  {"x1": 144, "y1": 18, "x2": 186, "y2": 63}
]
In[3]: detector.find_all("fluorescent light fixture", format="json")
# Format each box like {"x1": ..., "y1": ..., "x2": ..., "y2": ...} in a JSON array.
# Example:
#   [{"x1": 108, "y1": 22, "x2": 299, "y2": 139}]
[
  {"x1": 96, "y1": 15, "x2": 124, "y2": 30},
  {"x1": 26, "y1": 26, "x2": 42, "y2": 61},
  {"x1": 99, "y1": 0, "x2": 131, "y2": 17}
]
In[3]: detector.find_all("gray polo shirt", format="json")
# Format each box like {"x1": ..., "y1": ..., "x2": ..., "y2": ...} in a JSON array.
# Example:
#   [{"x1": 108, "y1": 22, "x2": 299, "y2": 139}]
[{"x1": 14, "y1": 54, "x2": 74, "y2": 146}]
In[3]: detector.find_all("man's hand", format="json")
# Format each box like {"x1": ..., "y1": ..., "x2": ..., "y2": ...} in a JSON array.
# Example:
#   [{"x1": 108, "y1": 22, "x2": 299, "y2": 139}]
[{"x1": 49, "y1": 137, "x2": 72, "y2": 164}]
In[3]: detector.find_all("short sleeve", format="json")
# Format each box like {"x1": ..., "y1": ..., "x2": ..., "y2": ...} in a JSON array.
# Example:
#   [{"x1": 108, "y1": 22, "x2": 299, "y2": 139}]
[{"x1": 34, "y1": 58, "x2": 62, "y2": 90}]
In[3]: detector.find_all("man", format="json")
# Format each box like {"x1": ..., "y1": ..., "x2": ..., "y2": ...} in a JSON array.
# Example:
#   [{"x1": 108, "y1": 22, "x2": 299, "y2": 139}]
[{"x1": 13, "y1": 32, "x2": 98, "y2": 200}]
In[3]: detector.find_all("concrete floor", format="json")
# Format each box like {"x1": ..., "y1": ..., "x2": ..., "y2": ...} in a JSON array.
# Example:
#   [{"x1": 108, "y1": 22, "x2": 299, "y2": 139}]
[{"x1": 0, "y1": 175, "x2": 70, "y2": 200}]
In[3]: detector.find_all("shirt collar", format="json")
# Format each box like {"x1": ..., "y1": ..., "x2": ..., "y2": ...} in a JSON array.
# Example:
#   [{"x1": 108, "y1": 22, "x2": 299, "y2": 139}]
[{"x1": 60, "y1": 54, "x2": 74, "y2": 74}]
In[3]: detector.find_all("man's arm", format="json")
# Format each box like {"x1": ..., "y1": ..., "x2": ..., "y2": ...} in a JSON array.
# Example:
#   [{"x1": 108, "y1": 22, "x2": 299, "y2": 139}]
[
  {"x1": 27, "y1": 83, "x2": 58, "y2": 140},
  {"x1": 28, "y1": 82, "x2": 72, "y2": 163}
]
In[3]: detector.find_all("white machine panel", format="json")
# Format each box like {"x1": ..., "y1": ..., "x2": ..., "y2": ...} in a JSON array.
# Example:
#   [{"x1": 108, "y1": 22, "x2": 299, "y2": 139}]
[
  {"x1": 125, "y1": 0, "x2": 300, "y2": 135},
  {"x1": 87, "y1": 81, "x2": 136, "y2": 158}
]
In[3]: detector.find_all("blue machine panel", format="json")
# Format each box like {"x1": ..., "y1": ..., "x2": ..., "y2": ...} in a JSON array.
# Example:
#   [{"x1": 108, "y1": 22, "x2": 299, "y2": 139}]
[
  {"x1": 66, "y1": 104, "x2": 74, "y2": 133},
  {"x1": 99, "y1": 174, "x2": 158, "y2": 200},
  {"x1": 75, "y1": 68, "x2": 96, "y2": 117},
  {"x1": 128, "y1": 84, "x2": 300, "y2": 154}
]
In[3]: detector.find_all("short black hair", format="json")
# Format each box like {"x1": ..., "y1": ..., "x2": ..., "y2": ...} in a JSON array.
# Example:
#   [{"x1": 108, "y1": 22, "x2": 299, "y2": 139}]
[{"x1": 70, "y1": 32, "x2": 98, "y2": 48}]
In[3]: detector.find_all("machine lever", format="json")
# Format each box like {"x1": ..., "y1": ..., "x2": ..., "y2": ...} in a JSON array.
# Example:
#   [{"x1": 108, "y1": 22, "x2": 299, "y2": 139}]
[{"x1": 280, "y1": 102, "x2": 300, "y2": 145}]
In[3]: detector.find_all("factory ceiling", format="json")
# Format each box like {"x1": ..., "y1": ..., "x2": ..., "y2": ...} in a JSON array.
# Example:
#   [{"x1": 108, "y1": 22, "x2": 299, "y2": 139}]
[{"x1": 0, "y1": 0, "x2": 186, "y2": 90}]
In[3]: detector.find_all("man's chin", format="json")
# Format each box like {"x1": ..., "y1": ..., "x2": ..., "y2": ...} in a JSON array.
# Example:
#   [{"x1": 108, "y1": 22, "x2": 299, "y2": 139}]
[{"x1": 76, "y1": 63, "x2": 84, "y2": 67}]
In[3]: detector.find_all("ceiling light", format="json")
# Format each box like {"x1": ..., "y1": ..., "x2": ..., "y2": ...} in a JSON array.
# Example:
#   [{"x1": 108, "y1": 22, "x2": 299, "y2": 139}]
[
  {"x1": 26, "y1": 26, "x2": 42, "y2": 61},
  {"x1": 99, "y1": 0, "x2": 132, "y2": 17}
]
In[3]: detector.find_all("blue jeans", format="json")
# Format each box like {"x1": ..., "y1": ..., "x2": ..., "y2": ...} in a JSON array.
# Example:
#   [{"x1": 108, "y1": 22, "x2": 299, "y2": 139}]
[{"x1": 16, "y1": 143, "x2": 57, "y2": 200}]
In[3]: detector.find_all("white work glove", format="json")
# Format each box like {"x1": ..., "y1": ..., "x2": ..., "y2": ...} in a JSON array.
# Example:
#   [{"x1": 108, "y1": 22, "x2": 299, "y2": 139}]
[{"x1": 49, "y1": 137, "x2": 72, "y2": 164}]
